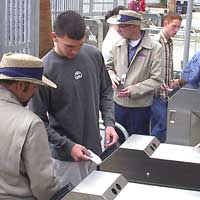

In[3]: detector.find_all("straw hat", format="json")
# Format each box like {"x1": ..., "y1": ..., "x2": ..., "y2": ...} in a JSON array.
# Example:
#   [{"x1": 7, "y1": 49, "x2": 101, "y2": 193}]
[
  {"x1": 107, "y1": 10, "x2": 142, "y2": 25},
  {"x1": 0, "y1": 53, "x2": 57, "y2": 88}
]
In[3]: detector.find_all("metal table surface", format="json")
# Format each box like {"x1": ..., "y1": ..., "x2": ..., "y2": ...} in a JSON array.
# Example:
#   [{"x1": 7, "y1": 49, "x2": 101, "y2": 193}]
[
  {"x1": 151, "y1": 143, "x2": 200, "y2": 163},
  {"x1": 115, "y1": 182, "x2": 200, "y2": 200}
]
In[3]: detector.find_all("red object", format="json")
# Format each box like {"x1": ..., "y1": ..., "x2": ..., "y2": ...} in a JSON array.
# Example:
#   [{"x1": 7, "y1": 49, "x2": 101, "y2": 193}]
[
  {"x1": 140, "y1": 0, "x2": 146, "y2": 12},
  {"x1": 128, "y1": 0, "x2": 140, "y2": 12}
]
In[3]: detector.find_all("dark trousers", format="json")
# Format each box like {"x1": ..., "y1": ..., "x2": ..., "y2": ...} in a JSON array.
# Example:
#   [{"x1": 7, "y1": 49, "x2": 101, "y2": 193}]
[
  {"x1": 150, "y1": 97, "x2": 168, "y2": 143},
  {"x1": 114, "y1": 103, "x2": 150, "y2": 136}
]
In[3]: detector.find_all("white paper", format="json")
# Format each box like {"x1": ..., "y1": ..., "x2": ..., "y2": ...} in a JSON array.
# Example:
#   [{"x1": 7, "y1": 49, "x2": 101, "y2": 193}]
[{"x1": 86, "y1": 150, "x2": 102, "y2": 165}]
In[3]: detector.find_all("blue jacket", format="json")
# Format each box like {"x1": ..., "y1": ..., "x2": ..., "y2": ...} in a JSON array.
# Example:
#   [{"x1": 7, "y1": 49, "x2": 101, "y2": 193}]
[{"x1": 181, "y1": 51, "x2": 200, "y2": 88}]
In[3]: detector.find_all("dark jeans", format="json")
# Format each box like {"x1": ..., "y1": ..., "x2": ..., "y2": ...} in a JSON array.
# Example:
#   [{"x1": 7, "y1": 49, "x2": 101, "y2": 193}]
[
  {"x1": 150, "y1": 96, "x2": 168, "y2": 143},
  {"x1": 114, "y1": 103, "x2": 150, "y2": 136}
]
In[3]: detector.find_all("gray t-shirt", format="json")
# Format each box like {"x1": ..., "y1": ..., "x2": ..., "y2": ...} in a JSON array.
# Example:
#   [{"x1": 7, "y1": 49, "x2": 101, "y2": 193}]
[{"x1": 29, "y1": 43, "x2": 115, "y2": 161}]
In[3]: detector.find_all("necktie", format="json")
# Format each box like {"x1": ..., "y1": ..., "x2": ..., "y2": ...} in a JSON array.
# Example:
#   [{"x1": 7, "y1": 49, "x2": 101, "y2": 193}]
[{"x1": 128, "y1": 45, "x2": 136, "y2": 64}]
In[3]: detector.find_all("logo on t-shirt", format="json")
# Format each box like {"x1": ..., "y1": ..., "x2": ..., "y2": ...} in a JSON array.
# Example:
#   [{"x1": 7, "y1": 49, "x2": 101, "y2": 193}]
[{"x1": 74, "y1": 71, "x2": 83, "y2": 80}]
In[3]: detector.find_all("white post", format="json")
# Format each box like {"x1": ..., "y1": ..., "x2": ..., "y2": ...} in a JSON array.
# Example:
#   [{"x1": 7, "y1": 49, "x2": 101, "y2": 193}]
[
  {"x1": 183, "y1": 0, "x2": 193, "y2": 68},
  {"x1": 0, "y1": 0, "x2": 6, "y2": 58}
]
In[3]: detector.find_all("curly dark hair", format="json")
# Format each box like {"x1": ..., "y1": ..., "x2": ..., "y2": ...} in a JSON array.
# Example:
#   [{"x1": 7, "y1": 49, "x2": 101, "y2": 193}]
[{"x1": 53, "y1": 10, "x2": 86, "y2": 40}]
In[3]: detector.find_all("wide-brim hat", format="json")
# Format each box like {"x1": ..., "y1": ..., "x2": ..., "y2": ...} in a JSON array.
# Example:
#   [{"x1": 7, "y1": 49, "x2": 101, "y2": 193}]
[
  {"x1": 107, "y1": 10, "x2": 142, "y2": 25},
  {"x1": 0, "y1": 53, "x2": 57, "y2": 88}
]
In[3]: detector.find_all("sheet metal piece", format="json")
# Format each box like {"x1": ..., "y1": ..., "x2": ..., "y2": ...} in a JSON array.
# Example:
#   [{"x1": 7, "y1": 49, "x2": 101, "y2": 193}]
[
  {"x1": 63, "y1": 171, "x2": 127, "y2": 200},
  {"x1": 100, "y1": 134, "x2": 200, "y2": 191},
  {"x1": 167, "y1": 88, "x2": 200, "y2": 146}
]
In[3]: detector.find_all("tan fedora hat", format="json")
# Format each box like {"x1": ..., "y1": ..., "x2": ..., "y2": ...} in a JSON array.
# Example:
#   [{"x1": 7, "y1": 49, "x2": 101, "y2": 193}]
[
  {"x1": 0, "y1": 53, "x2": 57, "y2": 88},
  {"x1": 107, "y1": 10, "x2": 142, "y2": 25}
]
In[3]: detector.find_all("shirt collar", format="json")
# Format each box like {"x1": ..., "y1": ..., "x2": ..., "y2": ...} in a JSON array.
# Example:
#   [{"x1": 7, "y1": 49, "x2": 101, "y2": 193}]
[
  {"x1": 160, "y1": 30, "x2": 172, "y2": 44},
  {"x1": 128, "y1": 31, "x2": 145, "y2": 47},
  {"x1": 0, "y1": 87, "x2": 21, "y2": 106}
]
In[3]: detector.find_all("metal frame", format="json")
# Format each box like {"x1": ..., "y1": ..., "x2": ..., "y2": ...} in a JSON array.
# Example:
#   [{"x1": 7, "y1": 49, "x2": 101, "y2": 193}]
[
  {"x1": 0, "y1": 0, "x2": 132, "y2": 58},
  {"x1": 50, "y1": 0, "x2": 128, "y2": 19},
  {"x1": 0, "y1": 0, "x2": 6, "y2": 58},
  {"x1": 0, "y1": 0, "x2": 40, "y2": 57}
]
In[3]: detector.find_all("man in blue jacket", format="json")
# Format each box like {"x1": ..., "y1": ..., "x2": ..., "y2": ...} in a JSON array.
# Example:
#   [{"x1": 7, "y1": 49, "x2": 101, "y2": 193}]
[{"x1": 181, "y1": 50, "x2": 200, "y2": 88}]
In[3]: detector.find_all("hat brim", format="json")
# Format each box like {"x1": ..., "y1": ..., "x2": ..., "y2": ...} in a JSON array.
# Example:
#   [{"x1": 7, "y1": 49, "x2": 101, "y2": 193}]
[
  {"x1": 107, "y1": 15, "x2": 141, "y2": 25},
  {"x1": 0, "y1": 74, "x2": 57, "y2": 88}
]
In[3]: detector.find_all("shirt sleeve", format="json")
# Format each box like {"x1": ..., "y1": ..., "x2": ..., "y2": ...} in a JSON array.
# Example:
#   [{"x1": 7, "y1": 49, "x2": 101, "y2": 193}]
[
  {"x1": 181, "y1": 52, "x2": 200, "y2": 88},
  {"x1": 99, "y1": 54, "x2": 115, "y2": 128},
  {"x1": 22, "y1": 119, "x2": 59, "y2": 200},
  {"x1": 29, "y1": 86, "x2": 75, "y2": 158},
  {"x1": 105, "y1": 43, "x2": 116, "y2": 78}
]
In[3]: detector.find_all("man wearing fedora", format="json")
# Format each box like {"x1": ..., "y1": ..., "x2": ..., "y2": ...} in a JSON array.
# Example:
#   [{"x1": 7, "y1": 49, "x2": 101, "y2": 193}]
[
  {"x1": 106, "y1": 10, "x2": 163, "y2": 136},
  {"x1": 0, "y1": 53, "x2": 59, "y2": 199}
]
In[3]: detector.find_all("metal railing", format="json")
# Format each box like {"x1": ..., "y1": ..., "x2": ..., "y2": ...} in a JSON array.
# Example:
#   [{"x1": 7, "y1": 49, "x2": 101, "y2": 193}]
[
  {"x1": 51, "y1": 0, "x2": 128, "y2": 21},
  {"x1": 1, "y1": 0, "x2": 128, "y2": 58},
  {"x1": 51, "y1": 0, "x2": 82, "y2": 24},
  {"x1": 0, "y1": 0, "x2": 39, "y2": 58},
  {"x1": 1, "y1": 0, "x2": 200, "y2": 65}
]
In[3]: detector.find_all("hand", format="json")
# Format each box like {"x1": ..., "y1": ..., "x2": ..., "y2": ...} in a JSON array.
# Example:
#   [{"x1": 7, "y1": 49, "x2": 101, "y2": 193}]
[
  {"x1": 70, "y1": 144, "x2": 91, "y2": 161},
  {"x1": 160, "y1": 82, "x2": 170, "y2": 91},
  {"x1": 110, "y1": 73, "x2": 120, "y2": 89},
  {"x1": 118, "y1": 87, "x2": 130, "y2": 97},
  {"x1": 104, "y1": 126, "x2": 119, "y2": 148}
]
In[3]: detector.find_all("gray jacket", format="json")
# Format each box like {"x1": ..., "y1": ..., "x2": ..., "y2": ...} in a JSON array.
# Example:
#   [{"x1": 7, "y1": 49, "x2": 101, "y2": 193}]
[
  {"x1": 106, "y1": 31, "x2": 164, "y2": 107},
  {"x1": 0, "y1": 88, "x2": 59, "y2": 200}
]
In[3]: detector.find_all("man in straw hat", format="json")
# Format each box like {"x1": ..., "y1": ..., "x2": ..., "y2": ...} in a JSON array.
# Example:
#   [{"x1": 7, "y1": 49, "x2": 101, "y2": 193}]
[
  {"x1": 29, "y1": 10, "x2": 118, "y2": 187},
  {"x1": 0, "y1": 52, "x2": 59, "y2": 199},
  {"x1": 106, "y1": 10, "x2": 163, "y2": 136}
]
